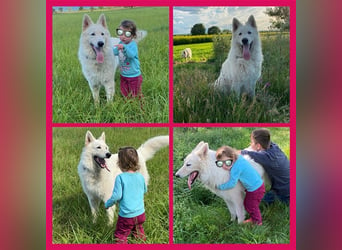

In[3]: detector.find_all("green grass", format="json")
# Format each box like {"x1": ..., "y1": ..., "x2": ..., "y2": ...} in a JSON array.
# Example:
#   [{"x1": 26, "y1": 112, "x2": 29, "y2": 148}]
[
  {"x1": 52, "y1": 127, "x2": 169, "y2": 243},
  {"x1": 53, "y1": 7, "x2": 169, "y2": 123},
  {"x1": 173, "y1": 127, "x2": 290, "y2": 243},
  {"x1": 173, "y1": 33, "x2": 290, "y2": 123}
]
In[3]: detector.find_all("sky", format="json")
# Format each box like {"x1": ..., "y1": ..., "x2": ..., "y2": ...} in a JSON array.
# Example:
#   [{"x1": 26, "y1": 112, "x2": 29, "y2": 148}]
[{"x1": 173, "y1": 7, "x2": 273, "y2": 34}]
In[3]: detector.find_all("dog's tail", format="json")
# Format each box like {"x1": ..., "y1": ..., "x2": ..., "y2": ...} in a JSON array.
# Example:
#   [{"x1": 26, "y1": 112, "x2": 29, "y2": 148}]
[
  {"x1": 134, "y1": 30, "x2": 148, "y2": 43},
  {"x1": 138, "y1": 135, "x2": 169, "y2": 161}
]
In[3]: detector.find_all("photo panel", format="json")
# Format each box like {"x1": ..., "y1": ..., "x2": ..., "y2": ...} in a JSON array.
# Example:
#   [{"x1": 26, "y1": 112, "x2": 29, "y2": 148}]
[
  {"x1": 52, "y1": 6, "x2": 169, "y2": 123},
  {"x1": 173, "y1": 6, "x2": 291, "y2": 123},
  {"x1": 52, "y1": 127, "x2": 170, "y2": 244},
  {"x1": 173, "y1": 127, "x2": 291, "y2": 243}
]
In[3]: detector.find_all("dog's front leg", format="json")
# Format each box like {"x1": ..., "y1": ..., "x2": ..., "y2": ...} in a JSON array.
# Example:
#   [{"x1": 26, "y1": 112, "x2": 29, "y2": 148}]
[
  {"x1": 88, "y1": 197, "x2": 100, "y2": 223},
  {"x1": 106, "y1": 205, "x2": 116, "y2": 225},
  {"x1": 104, "y1": 80, "x2": 115, "y2": 102}
]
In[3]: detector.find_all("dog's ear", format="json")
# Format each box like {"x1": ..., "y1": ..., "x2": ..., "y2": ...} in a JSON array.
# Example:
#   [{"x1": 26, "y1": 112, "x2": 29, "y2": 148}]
[
  {"x1": 82, "y1": 14, "x2": 93, "y2": 31},
  {"x1": 85, "y1": 131, "x2": 95, "y2": 145},
  {"x1": 196, "y1": 142, "x2": 209, "y2": 160},
  {"x1": 232, "y1": 18, "x2": 241, "y2": 32},
  {"x1": 99, "y1": 132, "x2": 106, "y2": 142},
  {"x1": 97, "y1": 14, "x2": 107, "y2": 29},
  {"x1": 247, "y1": 15, "x2": 257, "y2": 28}
]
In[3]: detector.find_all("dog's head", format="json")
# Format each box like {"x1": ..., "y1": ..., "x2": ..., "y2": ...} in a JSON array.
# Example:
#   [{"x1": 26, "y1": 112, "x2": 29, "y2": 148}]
[
  {"x1": 175, "y1": 141, "x2": 209, "y2": 189},
  {"x1": 81, "y1": 14, "x2": 111, "y2": 63},
  {"x1": 232, "y1": 15, "x2": 259, "y2": 60},
  {"x1": 84, "y1": 131, "x2": 111, "y2": 172}
]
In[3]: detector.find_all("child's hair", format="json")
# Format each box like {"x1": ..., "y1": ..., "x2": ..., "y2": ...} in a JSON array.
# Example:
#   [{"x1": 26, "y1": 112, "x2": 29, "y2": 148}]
[
  {"x1": 216, "y1": 145, "x2": 238, "y2": 161},
  {"x1": 119, "y1": 20, "x2": 137, "y2": 38},
  {"x1": 252, "y1": 128, "x2": 271, "y2": 149},
  {"x1": 117, "y1": 146, "x2": 140, "y2": 171}
]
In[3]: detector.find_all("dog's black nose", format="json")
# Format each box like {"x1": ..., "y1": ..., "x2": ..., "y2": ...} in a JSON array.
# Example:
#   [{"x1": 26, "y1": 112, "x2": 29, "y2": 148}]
[
  {"x1": 242, "y1": 38, "x2": 249, "y2": 45},
  {"x1": 106, "y1": 152, "x2": 111, "y2": 158},
  {"x1": 98, "y1": 41, "x2": 104, "y2": 47}
]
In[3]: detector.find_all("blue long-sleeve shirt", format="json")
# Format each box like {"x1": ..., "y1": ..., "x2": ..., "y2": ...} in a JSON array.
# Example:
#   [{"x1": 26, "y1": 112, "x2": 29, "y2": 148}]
[
  {"x1": 105, "y1": 172, "x2": 147, "y2": 218},
  {"x1": 113, "y1": 41, "x2": 141, "y2": 77},
  {"x1": 241, "y1": 142, "x2": 289, "y2": 196},
  {"x1": 217, "y1": 155, "x2": 263, "y2": 192}
]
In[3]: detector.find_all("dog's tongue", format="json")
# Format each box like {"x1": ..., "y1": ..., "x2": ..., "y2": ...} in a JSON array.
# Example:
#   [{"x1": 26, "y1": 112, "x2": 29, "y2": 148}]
[
  {"x1": 243, "y1": 44, "x2": 251, "y2": 60},
  {"x1": 94, "y1": 47, "x2": 104, "y2": 63},
  {"x1": 187, "y1": 172, "x2": 197, "y2": 190}
]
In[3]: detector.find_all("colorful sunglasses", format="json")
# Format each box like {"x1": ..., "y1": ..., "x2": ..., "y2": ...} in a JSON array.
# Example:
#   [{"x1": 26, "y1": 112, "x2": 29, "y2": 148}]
[
  {"x1": 215, "y1": 160, "x2": 233, "y2": 168},
  {"x1": 116, "y1": 29, "x2": 132, "y2": 38}
]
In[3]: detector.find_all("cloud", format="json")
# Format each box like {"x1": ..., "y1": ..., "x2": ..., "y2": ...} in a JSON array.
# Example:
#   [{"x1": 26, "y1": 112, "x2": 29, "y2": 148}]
[{"x1": 173, "y1": 6, "x2": 272, "y2": 34}]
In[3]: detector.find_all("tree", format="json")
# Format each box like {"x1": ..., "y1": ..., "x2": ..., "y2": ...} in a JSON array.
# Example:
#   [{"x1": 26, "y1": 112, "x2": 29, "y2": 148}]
[
  {"x1": 208, "y1": 26, "x2": 221, "y2": 35},
  {"x1": 265, "y1": 7, "x2": 290, "y2": 31},
  {"x1": 191, "y1": 23, "x2": 205, "y2": 35}
]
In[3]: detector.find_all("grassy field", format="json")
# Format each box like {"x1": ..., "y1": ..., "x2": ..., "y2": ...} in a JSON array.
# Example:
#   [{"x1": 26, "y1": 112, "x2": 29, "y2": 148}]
[
  {"x1": 52, "y1": 127, "x2": 169, "y2": 243},
  {"x1": 52, "y1": 7, "x2": 169, "y2": 123},
  {"x1": 173, "y1": 127, "x2": 290, "y2": 243},
  {"x1": 173, "y1": 33, "x2": 290, "y2": 123}
]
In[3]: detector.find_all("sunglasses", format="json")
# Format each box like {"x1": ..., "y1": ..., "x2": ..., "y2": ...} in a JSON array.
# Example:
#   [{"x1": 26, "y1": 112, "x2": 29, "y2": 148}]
[
  {"x1": 116, "y1": 29, "x2": 132, "y2": 38},
  {"x1": 215, "y1": 160, "x2": 233, "y2": 168}
]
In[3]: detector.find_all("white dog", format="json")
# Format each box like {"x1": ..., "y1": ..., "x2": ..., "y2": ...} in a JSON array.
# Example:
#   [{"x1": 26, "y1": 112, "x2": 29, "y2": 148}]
[
  {"x1": 175, "y1": 141, "x2": 268, "y2": 223},
  {"x1": 214, "y1": 15, "x2": 263, "y2": 98},
  {"x1": 78, "y1": 14, "x2": 120, "y2": 103},
  {"x1": 78, "y1": 131, "x2": 169, "y2": 224},
  {"x1": 181, "y1": 48, "x2": 192, "y2": 61}
]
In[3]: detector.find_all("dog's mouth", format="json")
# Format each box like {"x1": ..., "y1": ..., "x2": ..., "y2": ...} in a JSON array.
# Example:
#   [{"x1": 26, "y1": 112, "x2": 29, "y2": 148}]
[
  {"x1": 94, "y1": 156, "x2": 110, "y2": 172},
  {"x1": 241, "y1": 42, "x2": 253, "y2": 60},
  {"x1": 187, "y1": 171, "x2": 199, "y2": 190},
  {"x1": 90, "y1": 44, "x2": 104, "y2": 63}
]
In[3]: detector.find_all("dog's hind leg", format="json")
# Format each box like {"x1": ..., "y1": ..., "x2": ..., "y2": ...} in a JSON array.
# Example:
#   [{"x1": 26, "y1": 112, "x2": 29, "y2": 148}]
[{"x1": 224, "y1": 199, "x2": 237, "y2": 222}]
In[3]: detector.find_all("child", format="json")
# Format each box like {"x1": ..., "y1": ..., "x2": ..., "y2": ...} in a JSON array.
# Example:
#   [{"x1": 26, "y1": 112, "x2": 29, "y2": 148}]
[
  {"x1": 113, "y1": 20, "x2": 143, "y2": 99},
  {"x1": 215, "y1": 145, "x2": 265, "y2": 225},
  {"x1": 105, "y1": 147, "x2": 147, "y2": 243},
  {"x1": 240, "y1": 128, "x2": 290, "y2": 205}
]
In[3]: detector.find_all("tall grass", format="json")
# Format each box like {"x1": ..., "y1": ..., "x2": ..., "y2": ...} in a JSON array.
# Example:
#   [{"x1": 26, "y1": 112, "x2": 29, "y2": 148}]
[
  {"x1": 52, "y1": 127, "x2": 169, "y2": 243},
  {"x1": 173, "y1": 127, "x2": 290, "y2": 243},
  {"x1": 52, "y1": 7, "x2": 169, "y2": 123},
  {"x1": 173, "y1": 33, "x2": 290, "y2": 123}
]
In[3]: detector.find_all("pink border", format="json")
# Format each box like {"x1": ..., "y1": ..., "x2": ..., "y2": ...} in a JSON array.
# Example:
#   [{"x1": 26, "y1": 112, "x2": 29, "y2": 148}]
[{"x1": 47, "y1": 1, "x2": 296, "y2": 249}]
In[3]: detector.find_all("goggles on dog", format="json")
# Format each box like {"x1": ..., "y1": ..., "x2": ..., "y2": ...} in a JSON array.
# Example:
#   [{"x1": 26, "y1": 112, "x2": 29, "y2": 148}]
[
  {"x1": 116, "y1": 29, "x2": 132, "y2": 38},
  {"x1": 215, "y1": 160, "x2": 233, "y2": 168}
]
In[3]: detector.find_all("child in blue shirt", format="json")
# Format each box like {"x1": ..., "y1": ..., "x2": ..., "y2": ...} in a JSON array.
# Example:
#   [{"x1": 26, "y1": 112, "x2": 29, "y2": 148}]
[
  {"x1": 105, "y1": 146, "x2": 147, "y2": 243},
  {"x1": 113, "y1": 20, "x2": 143, "y2": 99},
  {"x1": 240, "y1": 128, "x2": 290, "y2": 205},
  {"x1": 215, "y1": 145, "x2": 265, "y2": 225}
]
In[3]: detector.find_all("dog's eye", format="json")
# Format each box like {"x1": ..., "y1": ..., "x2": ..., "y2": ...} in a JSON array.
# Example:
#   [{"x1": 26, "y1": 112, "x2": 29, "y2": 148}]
[
  {"x1": 101, "y1": 32, "x2": 104, "y2": 36},
  {"x1": 248, "y1": 31, "x2": 252, "y2": 34},
  {"x1": 239, "y1": 32, "x2": 242, "y2": 36},
  {"x1": 186, "y1": 163, "x2": 191, "y2": 167},
  {"x1": 91, "y1": 32, "x2": 95, "y2": 36},
  {"x1": 97, "y1": 146, "x2": 101, "y2": 149}
]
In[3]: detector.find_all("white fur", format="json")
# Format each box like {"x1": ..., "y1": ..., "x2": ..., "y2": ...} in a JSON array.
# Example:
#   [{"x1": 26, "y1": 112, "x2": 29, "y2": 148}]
[
  {"x1": 181, "y1": 48, "x2": 192, "y2": 60},
  {"x1": 213, "y1": 15, "x2": 263, "y2": 97},
  {"x1": 77, "y1": 131, "x2": 169, "y2": 224},
  {"x1": 175, "y1": 141, "x2": 269, "y2": 223},
  {"x1": 78, "y1": 14, "x2": 147, "y2": 103}
]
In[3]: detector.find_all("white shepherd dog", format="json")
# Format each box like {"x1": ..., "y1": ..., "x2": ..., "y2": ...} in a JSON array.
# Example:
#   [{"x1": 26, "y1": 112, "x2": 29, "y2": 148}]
[
  {"x1": 181, "y1": 48, "x2": 192, "y2": 61},
  {"x1": 213, "y1": 15, "x2": 263, "y2": 98},
  {"x1": 78, "y1": 131, "x2": 169, "y2": 224},
  {"x1": 175, "y1": 141, "x2": 269, "y2": 223},
  {"x1": 78, "y1": 14, "x2": 147, "y2": 103}
]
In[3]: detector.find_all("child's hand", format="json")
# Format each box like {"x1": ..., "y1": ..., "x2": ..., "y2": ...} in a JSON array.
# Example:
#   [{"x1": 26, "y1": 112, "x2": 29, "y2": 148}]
[{"x1": 115, "y1": 44, "x2": 124, "y2": 50}]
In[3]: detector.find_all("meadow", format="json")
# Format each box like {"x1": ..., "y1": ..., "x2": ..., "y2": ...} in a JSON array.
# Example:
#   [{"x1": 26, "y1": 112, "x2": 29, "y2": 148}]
[
  {"x1": 173, "y1": 32, "x2": 290, "y2": 123},
  {"x1": 173, "y1": 127, "x2": 290, "y2": 243},
  {"x1": 52, "y1": 127, "x2": 169, "y2": 243},
  {"x1": 52, "y1": 7, "x2": 169, "y2": 123}
]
